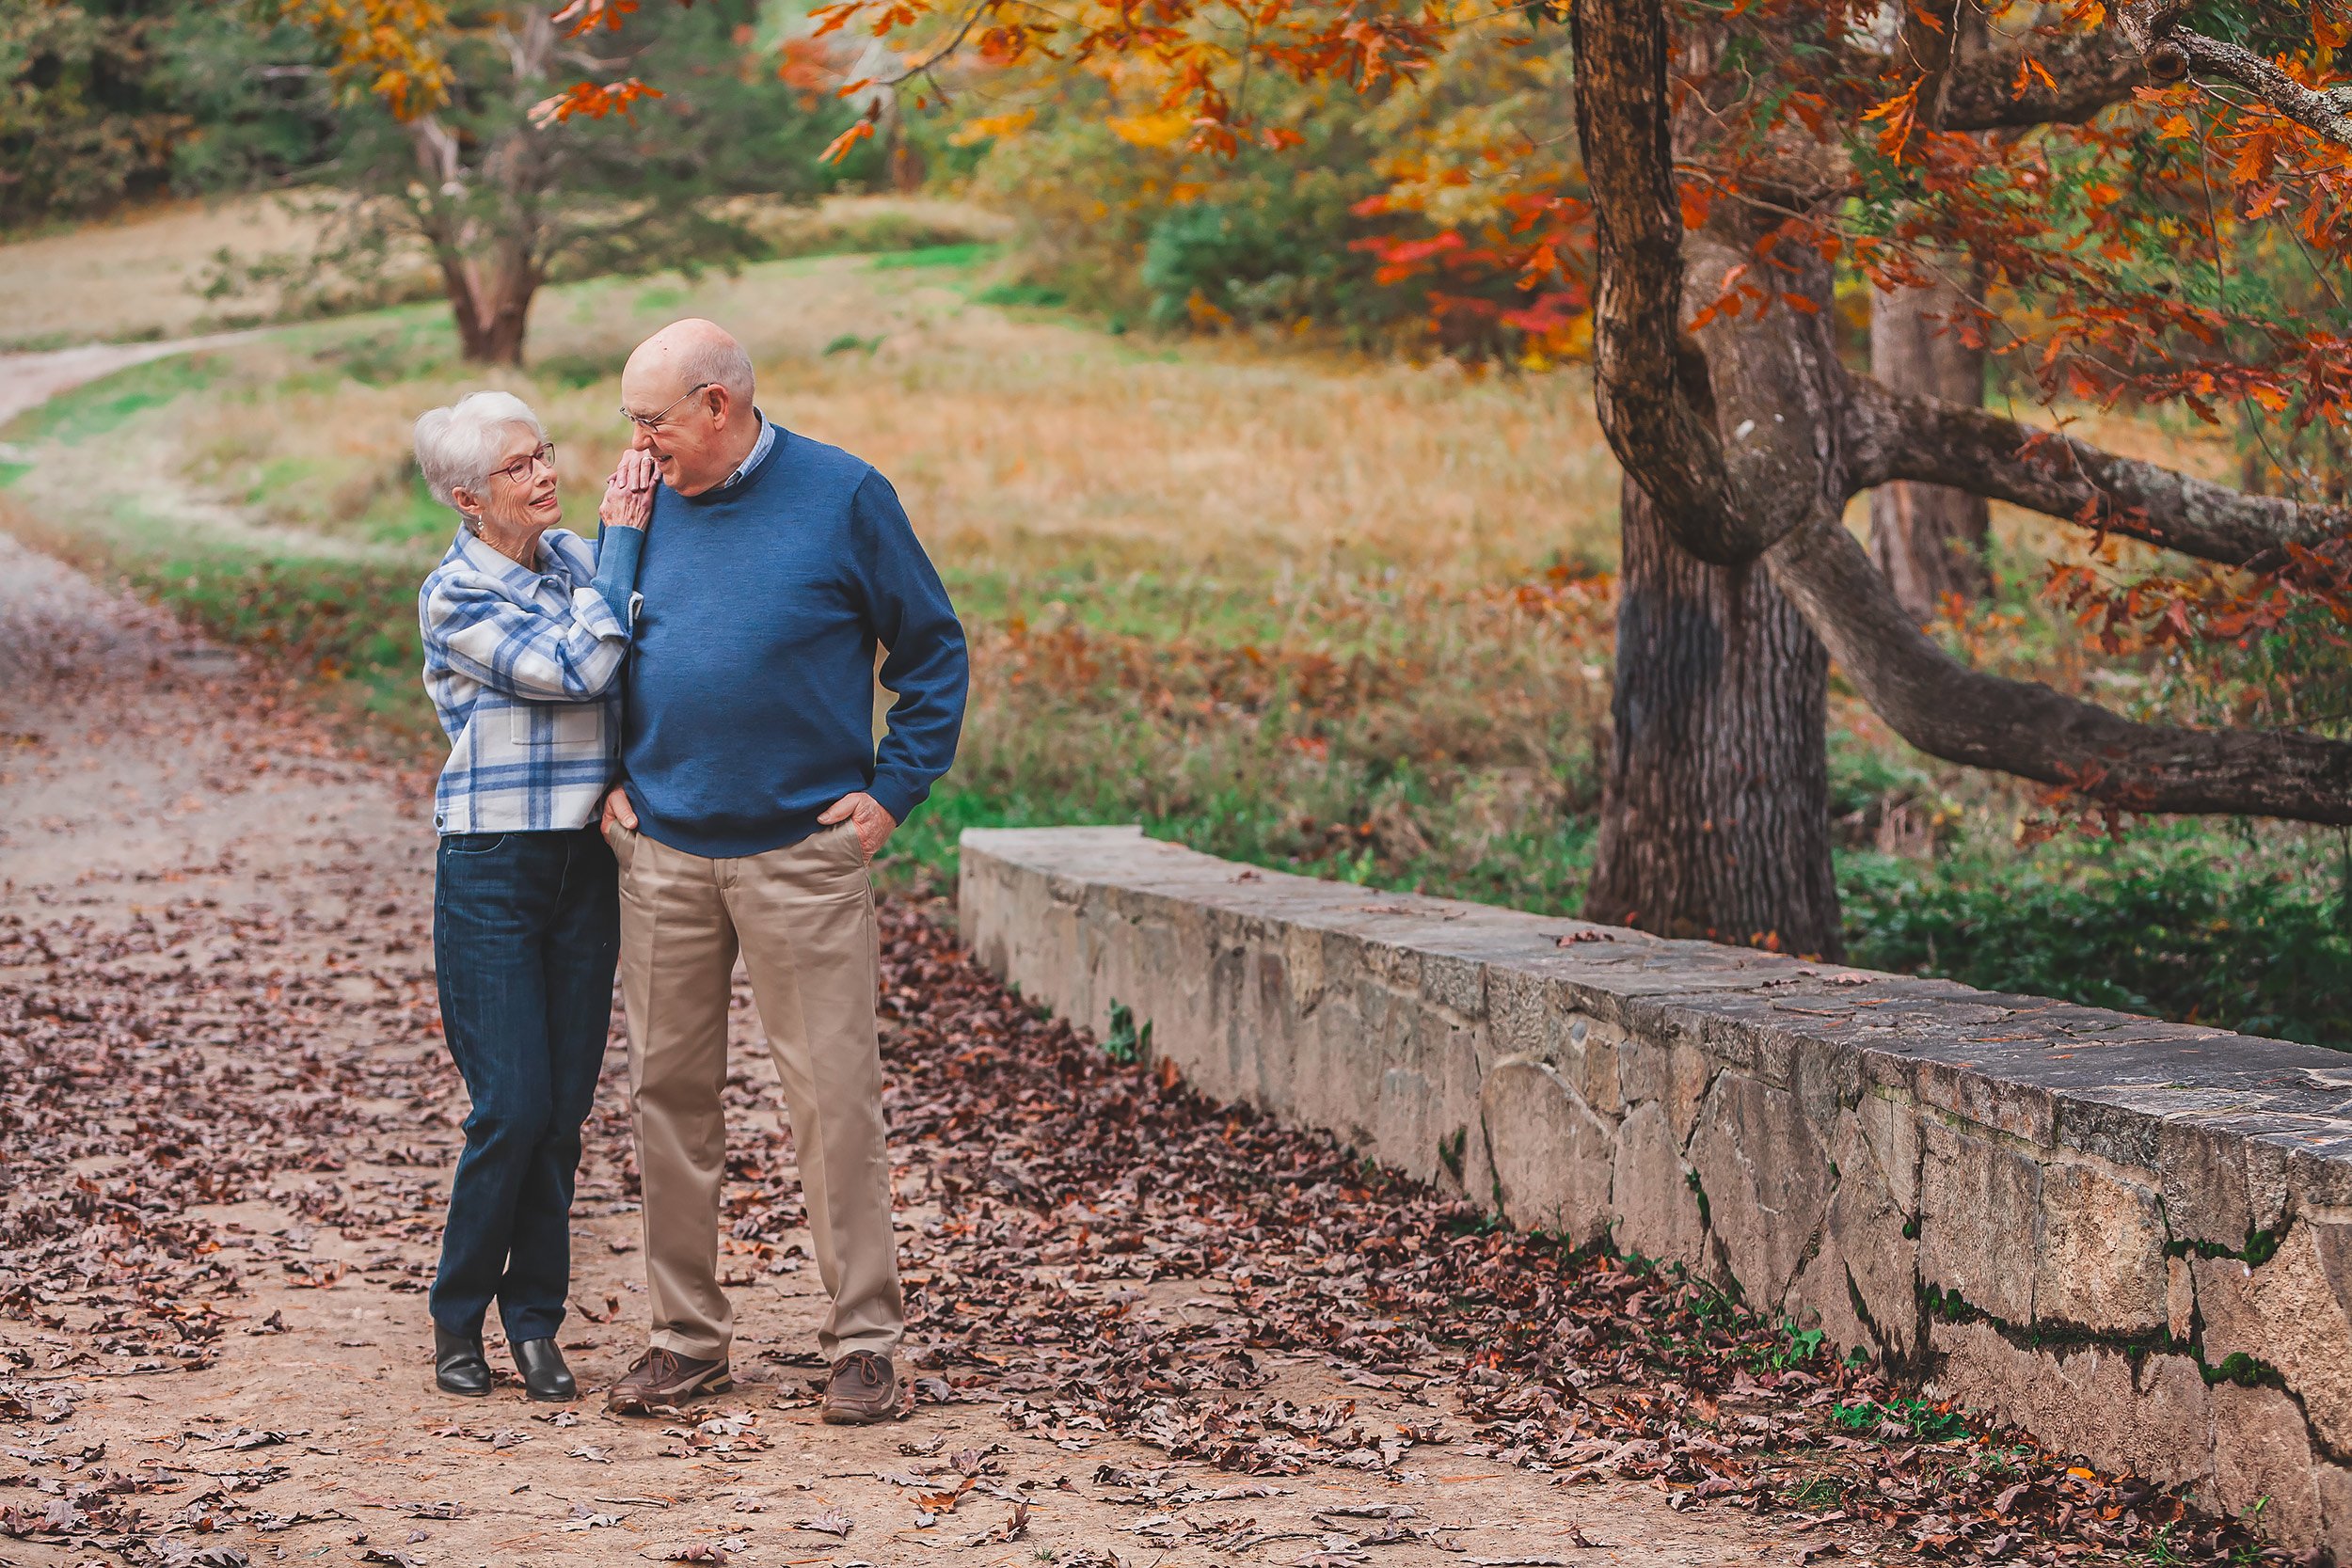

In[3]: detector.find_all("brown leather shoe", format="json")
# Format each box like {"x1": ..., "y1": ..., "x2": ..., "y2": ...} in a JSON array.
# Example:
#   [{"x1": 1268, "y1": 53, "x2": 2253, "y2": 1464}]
[
  {"x1": 605, "y1": 1347, "x2": 732, "y2": 1414},
  {"x1": 819, "y1": 1350, "x2": 898, "y2": 1425}
]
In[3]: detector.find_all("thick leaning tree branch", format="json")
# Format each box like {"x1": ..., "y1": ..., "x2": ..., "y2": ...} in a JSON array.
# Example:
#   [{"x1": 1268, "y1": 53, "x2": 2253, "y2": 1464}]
[
  {"x1": 1568, "y1": 0, "x2": 1749, "y2": 565},
  {"x1": 2121, "y1": 1, "x2": 2352, "y2": 150},
  {"x1": 1844, "y1": 377, "x2": 2352, "y2": 566},
  {"x1": 1767, "y1": 510, "x2": 2352, "y2": 824},
  {"x1": 1931, "y1": 31, "x2": 2146, "y2": 130}
]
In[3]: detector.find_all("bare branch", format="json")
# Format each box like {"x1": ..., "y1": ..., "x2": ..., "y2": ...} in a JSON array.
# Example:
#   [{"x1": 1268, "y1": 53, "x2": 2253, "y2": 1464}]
[
  {"x1": 1844, "y1": 376, "x2": 2352, "y2": 567},
  {"x1": 2121, "y1": 2, "x2": 2352, "y2": 150},
  {"x1": 872, "y1": 3, "x2": 991, "y2": 87},
  {"x1": 1767, "y1": 508, "x2": 2352, "y2": 823},
  {"x1": 405, "y1": 115, "x2": 465, "y2": 193}
]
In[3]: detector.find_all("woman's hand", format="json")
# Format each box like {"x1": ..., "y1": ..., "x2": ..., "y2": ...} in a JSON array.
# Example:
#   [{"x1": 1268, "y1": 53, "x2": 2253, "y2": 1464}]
[{"x1": 599, "y1": 449, "x2": 658, "y2": 532}]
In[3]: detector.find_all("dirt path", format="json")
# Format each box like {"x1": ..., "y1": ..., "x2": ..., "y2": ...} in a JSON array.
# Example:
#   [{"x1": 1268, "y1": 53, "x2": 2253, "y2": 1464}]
[
  {"x1": 0, "y1": 336, "x2": 257, "y2": 431},
  {"x1": 0, "y1": 538, "x2": 1859, "y2": 1567}
]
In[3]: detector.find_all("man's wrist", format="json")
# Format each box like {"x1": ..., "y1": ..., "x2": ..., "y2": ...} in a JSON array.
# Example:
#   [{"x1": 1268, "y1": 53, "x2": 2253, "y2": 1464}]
[{"x1": 866, "y1": 779, "x2": 919, "y2": 826}]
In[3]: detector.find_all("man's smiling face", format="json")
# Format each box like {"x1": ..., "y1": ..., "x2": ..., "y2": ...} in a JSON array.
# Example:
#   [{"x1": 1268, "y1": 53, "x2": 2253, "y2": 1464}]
[
  {"x1": 620, "y1": 365, "x2": 731, "y2": 497},
  {"x1": 620, "y1": 318, "x2": 760, "y2": 498}
]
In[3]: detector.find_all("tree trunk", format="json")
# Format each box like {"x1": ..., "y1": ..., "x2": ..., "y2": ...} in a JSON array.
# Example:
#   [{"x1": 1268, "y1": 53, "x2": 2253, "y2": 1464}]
[
  {"x1": 470, "y1": 268, "x2": 535, "y2": 366},
  {"x1": 1585, "y1": 474, "x2": 1843, "y2": 958},
  {"x1": 445, "y1": 264, "x2": 536, "y2": 366},
  {"x1": 1868, "y1": 271, "x2": 1991, "y2": 620}
]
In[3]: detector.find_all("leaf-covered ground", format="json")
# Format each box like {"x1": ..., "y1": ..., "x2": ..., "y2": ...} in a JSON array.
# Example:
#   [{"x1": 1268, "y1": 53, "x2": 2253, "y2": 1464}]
[{"x1": 0, "y1": 535, "x2": 2276, "y2": 1568}]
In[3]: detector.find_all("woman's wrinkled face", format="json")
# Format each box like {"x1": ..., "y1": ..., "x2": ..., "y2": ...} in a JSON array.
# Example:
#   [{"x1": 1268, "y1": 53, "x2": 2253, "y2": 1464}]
[{"x1": 476, "y1": 426, "x2": 561, "y2": 535}]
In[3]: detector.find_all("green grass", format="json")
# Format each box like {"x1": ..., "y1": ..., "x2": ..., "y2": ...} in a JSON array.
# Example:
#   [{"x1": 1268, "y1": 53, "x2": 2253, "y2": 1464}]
[
  {"x1": 761, "y1": 209, "x2": 999, "y2": 261},
  {"x1": 301, "y1": 317, "x2": 459, "y2": 388},
  {"x1": 1829, "y1": 1397, "x2": 1973, "y2": 1443},
  {"x1": 894, "y1": 768, "x2": 1598, "y2": 915},
  {"x1": 871, "y1": 242, "x2": 996, "y2": 270},
  {"x1": 938, "y1": 565, "x2": 1373, "y2": 648},
  {"x1": 974, "y1": 282, "x2": 1070, "y2": 309}
]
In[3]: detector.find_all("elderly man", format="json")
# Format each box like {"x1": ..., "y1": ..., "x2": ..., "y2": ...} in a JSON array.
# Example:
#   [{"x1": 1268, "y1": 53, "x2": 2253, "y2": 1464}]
[{"x1": 598, "y1": 319, "x2": 967, "y2": 1424}]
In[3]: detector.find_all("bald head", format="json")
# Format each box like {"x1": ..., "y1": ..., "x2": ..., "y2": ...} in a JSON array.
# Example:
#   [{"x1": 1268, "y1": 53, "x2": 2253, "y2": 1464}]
[
  {"x1": 628, "y1": 318, "x2": 754, "y2": 406},
  {"x1": 622, "y1": 319, "x2": 760, "y2": 497}
]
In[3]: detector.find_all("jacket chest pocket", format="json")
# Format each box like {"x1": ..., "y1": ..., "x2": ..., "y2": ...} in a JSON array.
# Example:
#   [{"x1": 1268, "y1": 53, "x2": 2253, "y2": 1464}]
[{"x1": 509, "y1": 702, "x2": 604, "y2": 755}]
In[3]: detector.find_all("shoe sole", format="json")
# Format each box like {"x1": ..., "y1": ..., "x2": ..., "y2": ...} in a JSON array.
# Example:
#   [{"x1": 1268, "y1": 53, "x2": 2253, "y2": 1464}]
[
  {"x1": 606, "y1": 1372, "x2": 733, "y2": 1414},
  {"x1": 525, "y1": 1386, "x2": 579, "y2": 1403},
  {"x1": 819, "y1": 1399, "x2": 897, "y2": 1426},
  {"x1": 435, "y1": 1378, "x2": 492, "y2": 1397}
]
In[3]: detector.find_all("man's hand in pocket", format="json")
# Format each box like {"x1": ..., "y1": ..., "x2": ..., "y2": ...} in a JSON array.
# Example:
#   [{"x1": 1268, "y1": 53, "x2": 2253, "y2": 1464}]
[
  {"x1": 818, "y1": 791, "x2": 897, "y2": 861},
  {"x1": 601, "y1": 785, "x2": 638, "y2": 834}
]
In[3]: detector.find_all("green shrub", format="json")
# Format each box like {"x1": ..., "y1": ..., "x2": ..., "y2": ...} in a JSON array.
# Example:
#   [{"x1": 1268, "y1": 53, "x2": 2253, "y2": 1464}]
[
  {"x1": 1842, "y1": 824, "x2": 2352, "y2": 1046},
  {"x1": 1139, "y1": 197, "x2": 1388, "y2": 333},
  {"x1": 0, "y1": 0, "x2": 343, "y2": 231},
  {"x1": 964, "y1": 80, "x2": 1454, "y2": 348},
  {"x1": 0, "y1": 0, "x2": 185, "y2": 229}
]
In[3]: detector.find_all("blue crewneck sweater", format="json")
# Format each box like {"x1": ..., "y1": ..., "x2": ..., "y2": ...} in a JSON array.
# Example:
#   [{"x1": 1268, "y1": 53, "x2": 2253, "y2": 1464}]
[{"x1": 618, "y1": 427, "x2": 968, "y2": 858}]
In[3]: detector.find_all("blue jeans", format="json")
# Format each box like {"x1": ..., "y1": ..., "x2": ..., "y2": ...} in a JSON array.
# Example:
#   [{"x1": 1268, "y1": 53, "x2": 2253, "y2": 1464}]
[{"x1": 429, "y1": 826, "x2": 619, "y2": 1344}]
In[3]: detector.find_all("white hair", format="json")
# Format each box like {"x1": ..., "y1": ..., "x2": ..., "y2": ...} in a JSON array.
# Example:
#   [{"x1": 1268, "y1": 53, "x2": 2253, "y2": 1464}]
[
  {"x1": 413, "y1": 391, "x2": 548, "y2": 528},
  {"x1": 672, "y1": 331, "x2": 755, "y2": 406}
]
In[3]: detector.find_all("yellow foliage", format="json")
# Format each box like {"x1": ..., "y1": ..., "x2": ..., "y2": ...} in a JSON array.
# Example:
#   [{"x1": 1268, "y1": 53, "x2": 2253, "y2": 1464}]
[
  {"x1": 278, "y1": 0, "x2": 453, "y2": 116},
  {"x1": 1107, "y1": 109, "x2": 1199, "y2": 150},
  {"x1": 1553, "y1": 312, "x2": 1593, "y2": 361},
  {"x1": 951, "y1": 109, "x2": 1038, "y2": 146}
]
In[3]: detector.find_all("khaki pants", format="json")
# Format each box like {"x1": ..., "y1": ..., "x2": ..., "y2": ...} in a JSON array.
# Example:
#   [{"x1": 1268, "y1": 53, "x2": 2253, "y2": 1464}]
[{"x1": 609, "y1": 818, "x2": 901, "y2": 1365}]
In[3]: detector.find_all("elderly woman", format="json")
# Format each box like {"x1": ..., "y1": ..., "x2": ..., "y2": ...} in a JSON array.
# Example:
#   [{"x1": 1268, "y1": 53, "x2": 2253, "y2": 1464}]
[{"x1": 413, "y1": 390, "x2": 655, "y2": 1402}]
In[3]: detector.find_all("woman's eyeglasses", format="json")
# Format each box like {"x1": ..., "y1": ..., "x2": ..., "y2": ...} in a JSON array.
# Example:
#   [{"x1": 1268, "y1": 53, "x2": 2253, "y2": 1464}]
[{"x1": 493, "y1": 443, "x2": 557, "y2": 485}]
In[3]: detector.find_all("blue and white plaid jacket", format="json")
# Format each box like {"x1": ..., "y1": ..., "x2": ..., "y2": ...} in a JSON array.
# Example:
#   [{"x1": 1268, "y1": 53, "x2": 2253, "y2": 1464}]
[{"x1": 419, "y1": 527, "x2": 628, "y2": 835}]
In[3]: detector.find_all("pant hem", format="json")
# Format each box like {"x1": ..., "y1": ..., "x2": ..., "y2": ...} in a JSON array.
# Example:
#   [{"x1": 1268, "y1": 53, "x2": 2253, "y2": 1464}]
[{"x1": 649, "y1": 1331, "x2": 731, "y2": 1363}]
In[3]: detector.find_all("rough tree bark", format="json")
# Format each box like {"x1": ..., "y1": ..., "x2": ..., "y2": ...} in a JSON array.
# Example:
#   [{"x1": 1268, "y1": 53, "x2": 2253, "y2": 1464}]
[
  {"x1": 1868, "y1": 269, "x2": 1992, "y2": 620},
  {"x1": 1574, "y1": 0, "x2": 1846, "y2": 953},
  {"x1": 1843, "y1": 378, "x2": 2350, "y2": 563},
  {"x1": 1586, "y1": 476, "x2": 1842, "y2": 958},
  {"x1": 450, "y1": 261, "x2": 539, "y2": 366}
]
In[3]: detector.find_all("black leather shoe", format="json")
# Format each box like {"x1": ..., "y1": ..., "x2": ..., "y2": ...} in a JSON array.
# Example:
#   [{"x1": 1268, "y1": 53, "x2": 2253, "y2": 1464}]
[
  {"x1": 434, "y1": 1328, "x2": 492, "y2": 1397},
  {"x1": 513, "y1": 1338, "x2": 576, "y2": 1403}
]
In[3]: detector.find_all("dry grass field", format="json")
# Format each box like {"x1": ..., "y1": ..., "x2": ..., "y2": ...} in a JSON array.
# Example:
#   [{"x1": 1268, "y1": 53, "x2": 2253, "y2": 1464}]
[
  {"x1": 0, "y1": 191, "x2": 1009, "y2": 350},
  {"x1": 0, "y1": 189, "x2": 2228, "y2": 596},
  {"x1": 88, "y1": 253, "x2": 1621, "y2": 584},
  {"x1": 0, "y1": 195, "x2": 323, "y2": 347}
]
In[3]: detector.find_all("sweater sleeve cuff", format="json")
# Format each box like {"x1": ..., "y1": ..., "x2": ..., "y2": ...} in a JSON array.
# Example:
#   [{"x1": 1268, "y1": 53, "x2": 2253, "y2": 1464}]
[
  {"x1": 590, "y1": 526, "x2": 644, "y2": 628},
  {"x1": 869, "y1": 773, "x2": 927, "y2": 825}
]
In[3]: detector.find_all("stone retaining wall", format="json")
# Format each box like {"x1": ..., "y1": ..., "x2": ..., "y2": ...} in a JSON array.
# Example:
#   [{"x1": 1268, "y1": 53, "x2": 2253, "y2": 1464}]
[{"x1": 957, "y1": 826, "x2": 2352, "y2": 1550}]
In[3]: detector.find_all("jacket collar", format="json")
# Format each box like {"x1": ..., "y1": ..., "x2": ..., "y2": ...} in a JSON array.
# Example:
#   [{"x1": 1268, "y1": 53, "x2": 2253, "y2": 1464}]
[{"x1": 447, "y1": 526, "x2": 569, "y2": 596}]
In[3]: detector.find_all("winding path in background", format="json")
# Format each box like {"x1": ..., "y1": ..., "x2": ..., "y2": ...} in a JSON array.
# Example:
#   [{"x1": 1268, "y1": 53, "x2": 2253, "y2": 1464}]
[{"x1": 0, "y1": 334, "x2": 254, "y2": 430}]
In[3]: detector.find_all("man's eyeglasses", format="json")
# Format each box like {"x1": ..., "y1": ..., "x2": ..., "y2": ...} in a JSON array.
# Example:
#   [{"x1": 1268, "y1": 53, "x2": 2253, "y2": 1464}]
[
  {"x1": 492, "y1": 443, "x2": 557, "y2": 486},
  {"x1": 621, "y1": 383, "x2": 714, "y2": 433}
]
